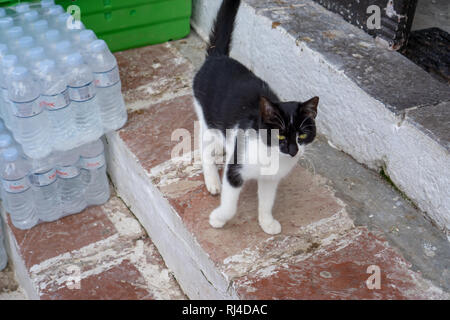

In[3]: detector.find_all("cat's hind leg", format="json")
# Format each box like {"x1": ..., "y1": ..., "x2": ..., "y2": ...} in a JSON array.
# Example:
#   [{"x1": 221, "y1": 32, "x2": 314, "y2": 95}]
[
  {"x1": 200, "y1": 122, "x2": 222, "y2": 195},
  {"x1": 194, "y1": 97, "x2": 222, "y2": 195}
]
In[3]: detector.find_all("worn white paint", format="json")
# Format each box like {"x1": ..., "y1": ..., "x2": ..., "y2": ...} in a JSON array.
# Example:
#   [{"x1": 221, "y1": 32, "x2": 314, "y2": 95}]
[{"x1": 105, "y1": 131, "x2": 240, "y2": 300}]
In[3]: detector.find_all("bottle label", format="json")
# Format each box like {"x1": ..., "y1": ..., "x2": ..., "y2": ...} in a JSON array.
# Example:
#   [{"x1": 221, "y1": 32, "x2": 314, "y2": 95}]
[
  {"x1": 80, "y1": 153, "x2": 105, "y2": 170},
  {"x1": 94, "y1": 66, "x2": 120, "y2": 88},
  {"x1": 68, "y1": 82, "x2": 96, "y2": 102},
  {"x1": 11, "y1": 97, "x2": 43, "y2": 118},
  {"x1": 30, "y1": 168, "x2": 57, "y2": 187},
  {"x1": 56, "y1": 166, "x2": 80, "y2": 179},
  {"x1": 40, "y1": 89, "x2": 70, "y2": 111},
  {"x1": 2, "y1": 177, "x2": 30, "y2": 194}
]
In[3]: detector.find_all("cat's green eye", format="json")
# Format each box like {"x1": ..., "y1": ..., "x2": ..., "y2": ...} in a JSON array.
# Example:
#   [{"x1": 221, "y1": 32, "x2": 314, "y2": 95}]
[
  {"x1": 298, "y1": 133, "x2": 308, "y2": 140},
  {"x1": 277, "y1": 135, "x2": 286, "y2": 140}
]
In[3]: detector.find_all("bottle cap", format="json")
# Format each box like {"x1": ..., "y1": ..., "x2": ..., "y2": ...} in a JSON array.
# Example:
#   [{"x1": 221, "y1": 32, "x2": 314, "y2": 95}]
[
  {"x1": 79, "y1": 29, "x2": 97, "y2": 43},
  {"x1": 24, "y1": 10, "x2": 39, "y2": 22},
  {"x1": 17, "y1": 36, "x2": 34, "y2": 49},
  {"x1": 37, "y1": 59, "x2": 56, "y2": 73},
  {"x1": 15, "y1": 3, "x2": 30, "y2": 14},
  {"x1": 55, "y1": 40, "x2": 71, "y2": 53},
  {"x1": 41, "y1": 0, "x2": 55, "y2": 8},
  {"x1": 2, "y1": 55, "x2": 18, "y2": 68},
  {"x1": 0, "y1": 44, "x2": 7, "y2": 56},
  {"x1": 6, "y1": 26, "x2": 23, "y2": 40},
  {"x1": 0, "y1": 17, "x2": 13, "y2": 30},
  {"x1": 47, "y1": 5, "x2": 63, "y2": 16},
  {"x1": 2, "y1": 147, "x2": 19, "y2": 162},
  {"x1": 66, "y1": 52, "x2": 83, "y2": 66},
  {"x1": 31, "y1": 19, "x2": 48, "y2": 33},
  {"x1": 0, "y1": 134, "x2": 12, "y2": 149},
  {"x1": 45, "y1": 29, "x2": 60, "y2": 42},
  {"x1": 89, "y1": 39, "x2": 108, "y2": 53},
  {"x1": 27, "y1": 46, "x2": 45, "y2": 61},
  {"x1": 56, "y1": 13, "x2": 71, "y2": 25},
  {"x1": 11, "y1": 66, "x2": 28, "y2": 78}
]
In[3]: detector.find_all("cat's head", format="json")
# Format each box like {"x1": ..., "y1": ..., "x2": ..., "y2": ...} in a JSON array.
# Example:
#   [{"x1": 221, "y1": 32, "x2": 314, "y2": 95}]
[{"x1": 259, "y1": 96, "x2": 319, "y2": 157}]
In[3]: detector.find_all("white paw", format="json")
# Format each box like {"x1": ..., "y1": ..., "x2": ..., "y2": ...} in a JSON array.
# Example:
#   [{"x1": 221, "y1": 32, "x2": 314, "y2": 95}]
[
  {"x1": 259, "y1": 219, "x2": 282, "y2": 235},
  {"x1": 204, "y1": 170, "x2": 221, "y2": 195},
  {"x1": 209, "y1": 208, "x2": 227, "y2": 228}
]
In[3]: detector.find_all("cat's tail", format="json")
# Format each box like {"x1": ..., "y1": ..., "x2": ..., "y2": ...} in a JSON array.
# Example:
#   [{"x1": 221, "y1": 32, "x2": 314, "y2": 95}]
[{"x1": 207, "y1": 0, "x2": 241, "y2": 56}]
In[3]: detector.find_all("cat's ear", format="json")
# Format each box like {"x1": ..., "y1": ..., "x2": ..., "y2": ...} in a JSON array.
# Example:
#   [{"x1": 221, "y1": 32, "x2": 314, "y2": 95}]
[
  {"x1": 300, "y1": 96, "x2": 319, "y2": 119},
  {"x1": 260, "y1": 96, "x2": 281, "y2": 125}
]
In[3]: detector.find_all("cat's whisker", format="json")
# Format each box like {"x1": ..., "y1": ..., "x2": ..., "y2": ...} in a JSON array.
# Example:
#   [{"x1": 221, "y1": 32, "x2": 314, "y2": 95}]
[
  {"x1": 299, "y1": 116, "x2": 311, "y2": 129},
  {"x1": 300, "y1": 124, "x2": 315, "y2": 130}
]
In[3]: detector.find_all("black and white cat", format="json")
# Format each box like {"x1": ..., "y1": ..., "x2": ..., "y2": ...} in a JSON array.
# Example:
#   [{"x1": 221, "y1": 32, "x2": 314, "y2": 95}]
[{"x1": 193, "y1": 0, "x2": 319, "y2": 234}]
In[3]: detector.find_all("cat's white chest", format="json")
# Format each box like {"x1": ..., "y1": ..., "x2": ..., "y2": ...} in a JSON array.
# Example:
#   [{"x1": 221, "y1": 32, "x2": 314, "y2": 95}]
[{"x1": 239, "y1": 137, "x2": 301, "y2": 181}]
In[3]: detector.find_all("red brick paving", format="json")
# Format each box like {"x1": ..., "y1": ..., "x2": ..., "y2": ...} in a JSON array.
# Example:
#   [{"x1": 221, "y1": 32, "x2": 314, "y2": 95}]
[
  {"x1": 119, "y1": 95, "x2": 196, "y2": 171},
  {"x1": 40, "y1": 260, "x2": 154, "y2": 300},
  {"x1": 234, "y1": 228, "x2": 441, "y2": 299},
  {"x1": 6, "y1": 206, "x2": 117, "y2": 269}
]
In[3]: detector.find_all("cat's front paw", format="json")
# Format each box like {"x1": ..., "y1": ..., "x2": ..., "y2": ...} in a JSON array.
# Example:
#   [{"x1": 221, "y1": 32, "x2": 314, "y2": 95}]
[
  {"x1": 209, "y1": 208, "x2": 227, "y2": 228},
  {"x1": 259, "y1": 219, "x2": 281, "y2": 235}
]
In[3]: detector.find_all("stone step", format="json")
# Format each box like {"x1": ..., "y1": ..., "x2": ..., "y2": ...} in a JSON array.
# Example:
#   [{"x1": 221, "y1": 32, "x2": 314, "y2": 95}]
[
  {"x1": 1, "y1": 187, "x2": 186, "y2": 300},
  {"x1": 191, "y1": 0, "x2": 450, "y2": 238},
  {"x1": 105, "y1": 39, "x2": 449, "y2": 299}
]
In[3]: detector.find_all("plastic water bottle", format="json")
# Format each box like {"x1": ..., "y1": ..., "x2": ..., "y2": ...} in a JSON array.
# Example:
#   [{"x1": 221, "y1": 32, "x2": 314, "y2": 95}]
[
  {"x1": 5, "y1": 26, "x2": 24, "y2": 52},
  {"x1": 55, "y1": 13, "x2": 71, "y2": 32},
  {"x1": 0, "y1": 17, "x2": 14, "y2": 42},
  {"x1": 1, "y1": 147, "x2": 38, "y2": 230},
  {"x1": 45, "y1": 5, "x2": 64, "y2": 28},
  {"x1": 66, "y1": 22, "x2": 85, "y2": 44},
  {"x1": 0, "y1": 133, "x2": 13, "y2": 156},
  {"x1": 54, "y1": 40, "x2": 73, "y2": 67},
  {"x1": 79, "y1": 139, "x2": 110, "y2": 205},
  {"x1": 39, "y1": 0, "x2": 56, "y2": 14},
  {"x1": 37, "y1": 59, "x2": 77, "y2": 151},
  {"x1": 66, "y1": 52, "x2": 103, "y2": 145},
  {"x1": 44, "y1": 29, "x2": 61, "y2": 55},
  {"x1": 22, "y1": 10, "x2": 39, "y2": 32},
  {"x1": 16, "y1": 36, "x2": 35, "y2": 60},
  {"x1": 0, "y1": 133, "x2": 13, "y2": 200},
  {"x1": 0, "y1": 44, "x2": 8, "y2": 120},
  {"x1": 7, "y1": 66, "x2": 51, "y2": 159},
  {"x1": 26, "y1": 46, "x2": 46, "y2": 74},
  {"x1": 56, "y1": 150, "x2": 86, "y2": 214},
  {"x1": 0, "y1": 215, "x2": 7, "y2": 271},
  {"x1": 14, "y1": 2, "x2": 31, "y2": 15},
  {"x1": 14, "y1": 3, "x2": 31, "y2": 24},
  {"x1": 29, "y1": 154, "x2": 59, "y2": 222},
  {"x1": 0, "y1": 8, "x2": 5, "y2": 18},
  {"x1": 29, "y1": 20, "x2": 49, "y2": 46},
  {"x1": 78, "y1": 29, "x2": 97, "y2": 59},
  {"x1": 88, "y1": 40, "x2": 127, "y2": 131},
  {"x1": 1, "y1": 54, "x2": 19, "y2": 129}
]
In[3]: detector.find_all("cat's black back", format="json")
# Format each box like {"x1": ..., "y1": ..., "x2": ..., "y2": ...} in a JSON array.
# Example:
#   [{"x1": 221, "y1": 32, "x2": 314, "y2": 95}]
[{"x1": 193, "y1": 0, "x2": 278, "y2": 134}]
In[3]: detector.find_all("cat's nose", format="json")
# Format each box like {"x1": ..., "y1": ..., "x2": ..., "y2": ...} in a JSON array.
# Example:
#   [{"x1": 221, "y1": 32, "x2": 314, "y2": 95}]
[{"x1": 288, "y1": 145, "x2": 298, "y2": 157}]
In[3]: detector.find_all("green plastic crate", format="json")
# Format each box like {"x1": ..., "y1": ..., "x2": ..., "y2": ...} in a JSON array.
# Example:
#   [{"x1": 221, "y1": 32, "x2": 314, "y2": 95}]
[{"x1": 1, "y1": 0, "x2": 192, "y2": 52}]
